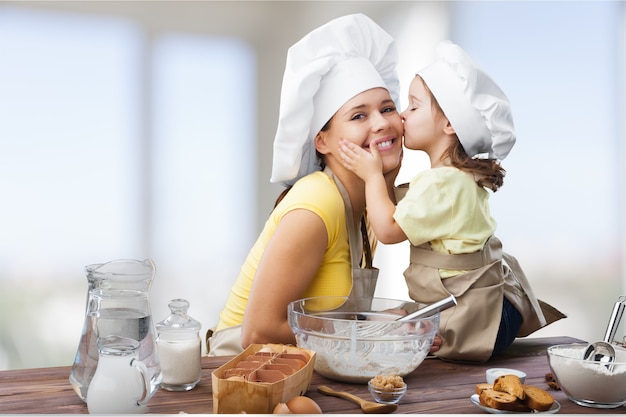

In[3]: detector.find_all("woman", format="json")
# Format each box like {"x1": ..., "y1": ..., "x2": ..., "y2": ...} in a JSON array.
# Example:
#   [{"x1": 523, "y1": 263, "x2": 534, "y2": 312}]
[{"x1": 208, "y1": 14, "x2": 437, "y2": 355}]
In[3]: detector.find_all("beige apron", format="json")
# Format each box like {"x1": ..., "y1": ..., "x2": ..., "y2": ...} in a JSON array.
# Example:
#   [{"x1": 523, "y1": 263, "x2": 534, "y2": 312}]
[
  {"x1": 327, "y1": 168, "x2": 379, "y2": 301},
  {"x1": 396, "y1": 185, "x2": 566, "y2": 362},
  {"x1": 207, "y1": 169, "x2": 378, "y2": 356}
]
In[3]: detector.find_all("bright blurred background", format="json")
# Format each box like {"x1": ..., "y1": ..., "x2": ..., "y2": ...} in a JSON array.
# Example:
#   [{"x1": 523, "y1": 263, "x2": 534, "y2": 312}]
[{"x1": 0, "y1": 1, "x2": 624, "y2": 370}]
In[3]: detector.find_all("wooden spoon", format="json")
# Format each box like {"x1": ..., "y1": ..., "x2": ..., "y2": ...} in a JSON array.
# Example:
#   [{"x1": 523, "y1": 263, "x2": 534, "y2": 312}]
[{"x1": 317, "y1": 385, "x2": 398, "y2": 414}]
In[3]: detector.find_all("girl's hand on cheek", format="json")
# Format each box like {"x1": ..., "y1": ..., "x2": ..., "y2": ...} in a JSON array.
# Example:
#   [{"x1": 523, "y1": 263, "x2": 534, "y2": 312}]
[
  {"x1": 338, "y1": 139, "x2": 382, "y2": 181},
  {"x1": 383, "y1": 147, "x2": 402, "y2": 183}
]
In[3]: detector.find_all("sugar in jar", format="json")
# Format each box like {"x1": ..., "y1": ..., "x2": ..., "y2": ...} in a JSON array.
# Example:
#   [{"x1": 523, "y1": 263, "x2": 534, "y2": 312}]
[{"x1": 156, "y1": 299, "x2": 202, "y2": 391}]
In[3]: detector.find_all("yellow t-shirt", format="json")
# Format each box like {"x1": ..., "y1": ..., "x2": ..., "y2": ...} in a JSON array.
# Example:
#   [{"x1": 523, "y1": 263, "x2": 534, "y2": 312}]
[
  {"x1": 215, "y1": 171, "x2": 353, "y2": 331},
  {"x1": 393, "y1": 167, "x2": 496, "y2": 277}
]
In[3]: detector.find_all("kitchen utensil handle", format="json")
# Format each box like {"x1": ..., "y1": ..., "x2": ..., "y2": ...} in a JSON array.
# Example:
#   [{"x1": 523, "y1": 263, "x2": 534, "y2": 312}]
[
  {"x1": 398, "y1": 294, "x2": 457, "y2": 321},
  {"x1": 317, "y1": 385, "x2": 366, "y2": 406},
  {"x1": 603, "y1": 296, "x2": 625, "y2": 343}
]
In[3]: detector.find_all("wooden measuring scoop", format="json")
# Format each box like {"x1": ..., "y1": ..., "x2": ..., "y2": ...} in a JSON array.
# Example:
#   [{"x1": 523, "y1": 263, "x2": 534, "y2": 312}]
[{"x1": 317, "y1": 385, "x2": 398, "y2": 414}]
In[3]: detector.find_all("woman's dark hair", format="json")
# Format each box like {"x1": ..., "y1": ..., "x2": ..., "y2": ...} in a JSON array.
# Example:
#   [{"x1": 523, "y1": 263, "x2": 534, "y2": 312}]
[
  {"x1": 424, "y1": 78, "x2": 506, "y2": 192},
  {"x1": 274, "y1": 118, "x2": 333, "y2": 208}
]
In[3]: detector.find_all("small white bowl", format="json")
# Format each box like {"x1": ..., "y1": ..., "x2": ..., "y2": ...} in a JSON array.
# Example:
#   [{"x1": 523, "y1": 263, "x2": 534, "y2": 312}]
[{"x1": 486, "y1": 368, "x2": 527, "y2": 385}]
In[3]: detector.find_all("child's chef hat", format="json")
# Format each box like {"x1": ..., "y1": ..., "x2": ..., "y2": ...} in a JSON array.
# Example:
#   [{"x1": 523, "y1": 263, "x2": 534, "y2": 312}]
[
  {"x1": 270, "y1": 13, "x2": 400, "y2": 185},
  {"x1": 418, "y1": 40, "x2": 515, "y2": 160}
]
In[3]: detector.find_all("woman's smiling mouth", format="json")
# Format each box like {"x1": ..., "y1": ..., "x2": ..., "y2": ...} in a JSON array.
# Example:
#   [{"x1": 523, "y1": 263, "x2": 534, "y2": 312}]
[{"x1": 366, "y1": 138, "x2": 396, "y2": 150}]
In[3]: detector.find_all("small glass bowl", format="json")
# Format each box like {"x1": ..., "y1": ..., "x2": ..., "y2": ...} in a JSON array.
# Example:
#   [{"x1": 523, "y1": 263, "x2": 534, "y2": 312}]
[{"x1": 368, "y1": 380, "x2": 407, "y2": 404}]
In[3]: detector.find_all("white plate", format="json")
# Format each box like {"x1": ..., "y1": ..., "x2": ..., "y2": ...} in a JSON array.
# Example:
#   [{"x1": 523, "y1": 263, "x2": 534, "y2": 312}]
[{"x1": 470, "y1": 394, "x2": 561, "y2": 414}]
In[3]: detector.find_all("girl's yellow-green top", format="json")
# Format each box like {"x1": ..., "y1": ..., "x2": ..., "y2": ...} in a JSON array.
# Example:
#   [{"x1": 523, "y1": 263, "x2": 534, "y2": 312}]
[{"x1": 394, "y1": 166, "x2": 496, "y2": 278}]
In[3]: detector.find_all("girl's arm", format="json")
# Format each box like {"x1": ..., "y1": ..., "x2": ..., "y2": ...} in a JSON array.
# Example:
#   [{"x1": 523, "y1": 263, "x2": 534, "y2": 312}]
[
  {"x1": 240, "y1": 208, "x2": 327, "y2": 347},
  {"x1": 339, "y1": 140, "x2": 407, "y2": 244},
  {"x1": 383, "y1": 147, "x2": 402, "y2": 204}
]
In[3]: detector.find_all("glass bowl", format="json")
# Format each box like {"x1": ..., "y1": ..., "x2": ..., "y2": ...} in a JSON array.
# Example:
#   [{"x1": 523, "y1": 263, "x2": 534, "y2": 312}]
[
  {"x1": 547, "y1": 343, "x2": 626, "y2": 408},
  {"x1": 368, "y1": 379, "x2": 407, "y2": 404},
  {"x1": 287, "y1": 296, "x2": 439, "y2": 383}
]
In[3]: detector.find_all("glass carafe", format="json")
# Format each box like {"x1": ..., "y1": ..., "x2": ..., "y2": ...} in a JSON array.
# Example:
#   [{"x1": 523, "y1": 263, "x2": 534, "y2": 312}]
[{"x1": 69, "y1": 259, "x2": 162, "y2": 402}]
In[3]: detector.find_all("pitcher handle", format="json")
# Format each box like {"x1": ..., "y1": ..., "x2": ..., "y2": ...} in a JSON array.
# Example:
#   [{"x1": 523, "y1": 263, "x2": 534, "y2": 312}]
[{"x1": 131, "y1": 358, "x2": 151, "y2": 406}]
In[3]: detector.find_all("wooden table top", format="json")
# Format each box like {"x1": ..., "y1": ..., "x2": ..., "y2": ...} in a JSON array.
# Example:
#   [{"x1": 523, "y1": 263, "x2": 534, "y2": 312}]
[{"x1": 0, "y1": 336, "x2": 624, "y2": 414}]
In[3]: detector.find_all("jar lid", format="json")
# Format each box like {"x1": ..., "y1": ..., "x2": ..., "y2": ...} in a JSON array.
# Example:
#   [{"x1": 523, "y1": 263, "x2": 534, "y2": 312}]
[{"x1": 156, "y1": 298, "x2": 201, "y2": 332}]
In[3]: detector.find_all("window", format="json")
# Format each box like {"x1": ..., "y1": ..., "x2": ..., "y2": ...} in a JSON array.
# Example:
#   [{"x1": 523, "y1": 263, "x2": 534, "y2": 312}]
[
  {"x1": 375, "y1": 1, "x2": 624, "y2": 344},
  {"x1": 451, "y1": 1, "x2": 623, "y2": 341},
  {"x1": 149, "y1": 33, "x2": 256, "y2": 346},
  {"x1": 0, "y1": 6, "x2": 255, "y2": 369}
]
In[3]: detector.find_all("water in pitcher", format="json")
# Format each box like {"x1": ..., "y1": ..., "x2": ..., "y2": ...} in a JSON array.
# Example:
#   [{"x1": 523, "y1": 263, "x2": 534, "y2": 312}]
[{"x1": 96, "y1": 307, "x2": 152, "y2": 341}]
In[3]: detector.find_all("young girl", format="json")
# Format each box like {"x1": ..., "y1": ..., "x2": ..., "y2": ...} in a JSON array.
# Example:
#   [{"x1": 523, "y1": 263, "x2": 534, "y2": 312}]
[{"x1": 339, "y1": 40, "x2": 564, "y2": 362}]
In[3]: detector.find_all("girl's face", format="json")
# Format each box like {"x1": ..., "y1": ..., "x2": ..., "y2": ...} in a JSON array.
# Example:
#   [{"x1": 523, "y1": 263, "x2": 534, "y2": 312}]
[
  {"x1": 316, "y1": 87, "x2": 403, "y2": 175},
  {"x1": 401, "y1": 76, "x2": 451, "y2": 156}
]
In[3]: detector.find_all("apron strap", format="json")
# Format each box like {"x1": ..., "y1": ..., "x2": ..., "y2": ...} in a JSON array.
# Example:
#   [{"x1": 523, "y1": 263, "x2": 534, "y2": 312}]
[
  {"x1": 323, "y1": 167, "x2": 373, "y2": 269},
  {"x1": 361, "y1": 219, "x2": 373, "y2": 269},
  {"x1": 410, "y1": 238, "x2": 498, "y2": 270}
]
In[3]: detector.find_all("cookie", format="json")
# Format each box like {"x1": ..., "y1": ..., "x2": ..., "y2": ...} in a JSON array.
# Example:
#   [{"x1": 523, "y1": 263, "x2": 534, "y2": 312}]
[
  {"x1": 493, "y1": 374, "x2": 526, "y2": 400},
  {"x1": 475, "y1": 383, "x2": 493, "y2": 395},
  {"x1": 523, "y1": 384, "x2": 555, "y2": 411},
  {"x1": 479, "y1": 388, "x2": 530, "y2": 412}
]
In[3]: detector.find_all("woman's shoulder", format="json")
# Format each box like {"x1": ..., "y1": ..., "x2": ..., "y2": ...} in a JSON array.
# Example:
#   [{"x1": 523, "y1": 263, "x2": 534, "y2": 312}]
[
  {"x1": 290, "y1": 171, "x2": 338, "y2": 198},
  {"x1": 273, "y1": 171, "x2": 345, "y2": 241},
  {"x1": 279, "y1": 171, "x2": 344, "y2": 216},
  {"x1": 293, "y1": 170, "x2": 334, "y2": 188}
]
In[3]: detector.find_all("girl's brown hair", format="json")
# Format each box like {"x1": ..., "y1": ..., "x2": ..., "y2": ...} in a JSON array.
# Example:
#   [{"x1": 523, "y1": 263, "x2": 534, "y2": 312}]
[{"x1": 443, "y1": 141, "x2": 505, "y2": 191}]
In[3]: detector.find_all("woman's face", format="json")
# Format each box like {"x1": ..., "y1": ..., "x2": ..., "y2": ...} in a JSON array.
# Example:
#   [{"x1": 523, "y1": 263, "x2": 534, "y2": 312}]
[{"x1": 316, "y1": 87, "x2": 403, "y2": 174}]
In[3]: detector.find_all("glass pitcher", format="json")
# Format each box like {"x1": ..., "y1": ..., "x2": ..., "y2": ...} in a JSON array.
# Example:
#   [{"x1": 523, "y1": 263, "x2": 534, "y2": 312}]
[{"x1": 69, "y1": 259, "x2": 162, "y2": 402}]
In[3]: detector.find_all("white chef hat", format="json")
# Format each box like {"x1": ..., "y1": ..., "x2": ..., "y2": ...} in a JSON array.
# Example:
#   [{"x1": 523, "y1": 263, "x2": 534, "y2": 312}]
[
  {"x1": 270, "y1": 13, "x2": 400, "y2": 185},
  {"x1": 418, "y1": 40, "x2": 515, "y2": 160}
]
